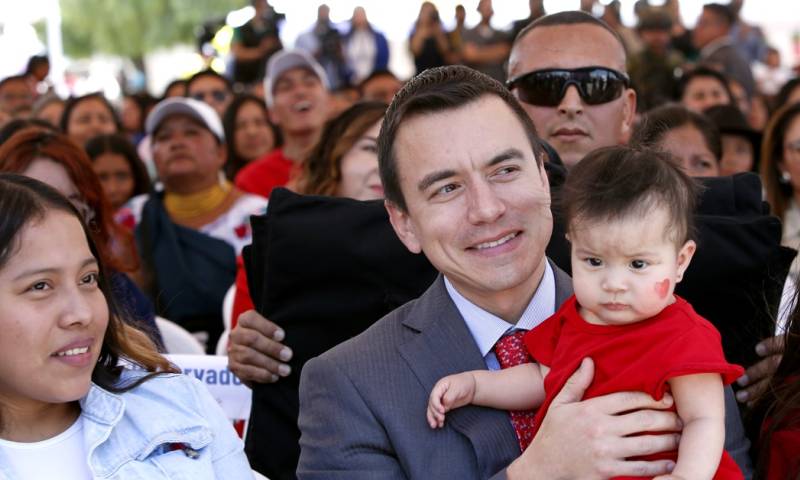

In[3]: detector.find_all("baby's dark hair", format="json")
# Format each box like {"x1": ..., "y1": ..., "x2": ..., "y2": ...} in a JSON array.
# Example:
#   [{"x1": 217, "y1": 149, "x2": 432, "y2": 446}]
[{"x1": 562, "y1": 146, "x2": 700, "y2": 246}]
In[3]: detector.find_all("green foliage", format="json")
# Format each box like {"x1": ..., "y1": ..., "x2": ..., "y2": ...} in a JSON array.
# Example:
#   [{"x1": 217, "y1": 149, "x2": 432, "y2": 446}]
[
  {"x1": 60, "y1": 0, "x2": 248, "y2": 59},
  {"x1": 32, "y1": 20, "x2": 47, "y2": 45}
]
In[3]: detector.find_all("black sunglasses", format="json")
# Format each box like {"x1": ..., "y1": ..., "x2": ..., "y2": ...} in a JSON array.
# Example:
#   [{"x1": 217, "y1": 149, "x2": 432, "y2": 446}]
[
  {"x1": 191, "y1": 89, "x2": 229, "y2": 103},
  {"x1": 506, "y1": 67, "x2": 630, "y2": 107}
]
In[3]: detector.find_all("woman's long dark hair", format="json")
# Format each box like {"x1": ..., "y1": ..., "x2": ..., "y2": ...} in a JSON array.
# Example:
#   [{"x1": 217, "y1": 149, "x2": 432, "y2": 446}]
[
  {"x1": 753, "y1": 284, "x2": 800, "y2": 479},
  {"x1": 85, "y1": 133, "x2": 152, "y2": 201},
  {"x1": 0, "y1": 174, "x2": 177, "y2": 400},
  {"x1": 59, "y1": 93, "x2": 123, "y2": 137}
]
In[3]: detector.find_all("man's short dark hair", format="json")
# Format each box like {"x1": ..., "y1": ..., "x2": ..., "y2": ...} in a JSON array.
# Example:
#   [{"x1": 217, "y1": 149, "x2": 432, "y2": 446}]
[
  {"x1": 186, "y1": 69, "x2": 233, "y2": 93},
  {"x1": 703, "y1": 3, "x2": 735, "y2": 27},
  {"x1": 631, "y1": 103, "x2": 722, "y2": 164},
  {"x1": 514, "y1": 10, "x2": 625, "y2": 55},
  {"x1": 562, "y1": 145, "x2": 699, "y2": 245},
  {"x1": 676, "y1": 66, "x2": 734, "y2": 104},
  {"x1": 378, "y1": 65, "x2": 543, "y2": 212}
]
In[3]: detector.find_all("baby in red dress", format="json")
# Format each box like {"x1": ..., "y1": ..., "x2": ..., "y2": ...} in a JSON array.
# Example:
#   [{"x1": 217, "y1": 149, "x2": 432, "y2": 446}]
[{"x1": 427, "y1": 146, "x2": 743, "y2": 480}]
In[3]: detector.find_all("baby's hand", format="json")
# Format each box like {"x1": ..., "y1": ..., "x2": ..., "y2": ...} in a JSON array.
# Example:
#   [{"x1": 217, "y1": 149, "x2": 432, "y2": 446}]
[
  {"x1": 653, "y1": 475, "x2": 686, "y2": 480},
  {"x1": 426, "y1": 372, "x2": 477, "y2": 429}
]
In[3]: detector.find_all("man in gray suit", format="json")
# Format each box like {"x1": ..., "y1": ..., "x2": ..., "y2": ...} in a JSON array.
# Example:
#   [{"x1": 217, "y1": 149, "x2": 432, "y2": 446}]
[
  {"x1": 232, "y1": 11, "x2": 756, "y2": 479},
  {"x1": 295, "y1": 66, "x2": 683, "y2": 479}
]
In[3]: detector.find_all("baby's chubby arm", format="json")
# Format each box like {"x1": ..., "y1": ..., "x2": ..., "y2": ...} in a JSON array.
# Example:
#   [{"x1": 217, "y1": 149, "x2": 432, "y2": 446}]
[
  {"x1": 654, "y1": 373, "x2": 725, "y2": 480},
  {"x1": 427, "y1": 363, "x2": 549, "y2": 428}
]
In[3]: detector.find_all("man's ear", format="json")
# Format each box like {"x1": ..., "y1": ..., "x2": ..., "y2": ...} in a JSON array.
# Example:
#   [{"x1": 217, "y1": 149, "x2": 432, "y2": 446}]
[
  {"x1": 675, "y1": 239, "x2": 696, "y2": 282},
  {"x1": 385, "y1": 200, "x2": 422, "y2": 254},
  {"x1": 619, "y1": 88, "x2": 637, "y2": 144}
]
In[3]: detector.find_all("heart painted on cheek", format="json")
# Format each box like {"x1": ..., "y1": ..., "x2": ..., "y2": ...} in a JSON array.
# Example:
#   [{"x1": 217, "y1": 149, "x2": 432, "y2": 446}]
[{"x1": 654, "y1": 279, "x2": 670, "y2": 299}]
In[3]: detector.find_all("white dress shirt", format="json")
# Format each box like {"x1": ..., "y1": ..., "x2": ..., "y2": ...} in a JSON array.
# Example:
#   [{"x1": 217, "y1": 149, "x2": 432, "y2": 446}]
[{"x1": 444, "y1": 261, "x2": 556, "y2": 370}]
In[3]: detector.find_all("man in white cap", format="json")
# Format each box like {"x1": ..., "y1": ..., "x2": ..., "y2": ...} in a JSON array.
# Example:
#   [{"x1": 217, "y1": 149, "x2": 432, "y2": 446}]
[{"x1": 234, "y1": 49, "x2": 331, "y2": 198}]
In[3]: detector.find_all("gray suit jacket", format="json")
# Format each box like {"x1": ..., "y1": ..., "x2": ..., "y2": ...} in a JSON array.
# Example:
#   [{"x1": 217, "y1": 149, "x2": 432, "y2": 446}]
[{"x1": 297, "y1": 267, "x2": 753, "y2": 479}]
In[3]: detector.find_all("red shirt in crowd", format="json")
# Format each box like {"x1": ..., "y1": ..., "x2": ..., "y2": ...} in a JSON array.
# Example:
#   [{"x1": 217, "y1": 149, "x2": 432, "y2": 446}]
[
  {"x1": 231, "y1": 255, "x2": 253, "y2": 329},
  {"x1": 524, "y1": 295, "x2": 744, "y2": 480},
  {"x1": 234, "y1": 148, "x2": 297, "y2": 198}
]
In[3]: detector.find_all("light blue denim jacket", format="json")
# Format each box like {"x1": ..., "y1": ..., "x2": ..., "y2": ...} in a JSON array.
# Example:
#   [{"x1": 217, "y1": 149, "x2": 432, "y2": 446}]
[{"x1": 0, "y1": 371, "x2": 253, "y2": 479}]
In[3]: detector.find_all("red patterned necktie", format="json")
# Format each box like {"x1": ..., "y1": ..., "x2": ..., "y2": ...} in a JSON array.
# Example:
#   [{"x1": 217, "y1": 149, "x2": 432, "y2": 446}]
[{"x1": 493, "y1": 330, "x2": 537, "y2": 452}]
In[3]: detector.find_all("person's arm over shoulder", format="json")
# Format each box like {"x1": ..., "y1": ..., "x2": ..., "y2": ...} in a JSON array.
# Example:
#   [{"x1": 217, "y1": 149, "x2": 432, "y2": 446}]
[
  {"x1": 297, "y1": 354, "x2": 406, "y2": 480},
  {"x1": 184, "y1": 376, "x2": 252, "y2": 477}
]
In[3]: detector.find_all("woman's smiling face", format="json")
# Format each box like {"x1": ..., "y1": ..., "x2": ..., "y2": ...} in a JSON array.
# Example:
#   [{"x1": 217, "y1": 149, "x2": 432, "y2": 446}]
[{"x1": 0, "y1": 210, "x2": 108, "y2": 410}]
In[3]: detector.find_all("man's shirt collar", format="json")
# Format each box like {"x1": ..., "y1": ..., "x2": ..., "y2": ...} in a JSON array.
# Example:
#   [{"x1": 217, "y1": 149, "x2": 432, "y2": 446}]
[{"x1": 444, "y1": 261, "x2": 556, "y2": 359}]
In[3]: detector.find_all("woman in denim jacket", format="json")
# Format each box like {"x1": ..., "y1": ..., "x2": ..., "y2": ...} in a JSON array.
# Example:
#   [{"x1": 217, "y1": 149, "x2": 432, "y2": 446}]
[{"x1": 0, "y1": 173, "x2": 253, "y2": 479}]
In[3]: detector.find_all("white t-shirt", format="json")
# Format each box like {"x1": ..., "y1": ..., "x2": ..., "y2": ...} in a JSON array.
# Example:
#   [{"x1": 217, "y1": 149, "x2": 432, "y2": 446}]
[{"x1": 0, "y1": 415, "x2": 92, "y2": 479}]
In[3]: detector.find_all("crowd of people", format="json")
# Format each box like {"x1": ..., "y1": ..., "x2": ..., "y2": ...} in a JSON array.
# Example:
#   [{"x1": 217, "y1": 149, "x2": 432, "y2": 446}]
[{"x1": 1, "y1": 0, "x2": 800, "y2": 479}]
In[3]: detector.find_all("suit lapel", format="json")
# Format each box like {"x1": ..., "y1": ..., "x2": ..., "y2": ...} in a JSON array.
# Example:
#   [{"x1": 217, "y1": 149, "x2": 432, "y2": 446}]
[
  {"x1": 551, "y1": 261, "x2": 574, "y2": 307},
  {"x1": 398, "y1": 276, "x2": 520, "y2": 473}
]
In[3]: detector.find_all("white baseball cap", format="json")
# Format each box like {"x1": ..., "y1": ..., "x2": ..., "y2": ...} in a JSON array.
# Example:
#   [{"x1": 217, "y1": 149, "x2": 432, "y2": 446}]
[
  {"x1": 264, "y1": 49, "x2": 329, "y2": 107},
  {"x1": 145, "y1": 97, "x2": 225, "y2": 142}
]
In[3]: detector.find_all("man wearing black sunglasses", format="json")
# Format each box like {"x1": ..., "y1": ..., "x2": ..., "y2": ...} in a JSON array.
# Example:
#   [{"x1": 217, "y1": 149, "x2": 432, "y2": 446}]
[
  {"x1": 187, "y1": 69, "x2": 234, "y2": 119},
  {"x1": 506, "y1": 11, "x2": 635, "y2": 170}
]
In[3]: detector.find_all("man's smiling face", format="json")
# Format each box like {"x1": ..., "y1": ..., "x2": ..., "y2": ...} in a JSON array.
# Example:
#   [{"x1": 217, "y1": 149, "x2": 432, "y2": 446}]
[{"x1": 386, "y1": 95, "x2": 552, "y2": 318}]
